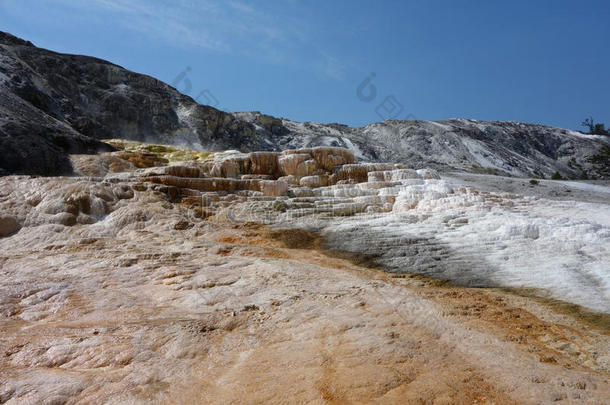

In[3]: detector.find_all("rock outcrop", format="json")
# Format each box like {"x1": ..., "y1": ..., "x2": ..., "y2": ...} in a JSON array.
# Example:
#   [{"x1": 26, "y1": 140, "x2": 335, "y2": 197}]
[
  {"x1": 0, "y1": 216, "x2": 19, "y2": 236},
  {"x1": 53, "y1": 142, "x2": 446, "y2": 226}
]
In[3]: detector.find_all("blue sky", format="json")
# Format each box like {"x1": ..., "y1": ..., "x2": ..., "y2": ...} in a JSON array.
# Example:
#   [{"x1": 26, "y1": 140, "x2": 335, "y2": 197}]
[{"x1": 1, "y1": 0, "x2": 609, "y2": 130}]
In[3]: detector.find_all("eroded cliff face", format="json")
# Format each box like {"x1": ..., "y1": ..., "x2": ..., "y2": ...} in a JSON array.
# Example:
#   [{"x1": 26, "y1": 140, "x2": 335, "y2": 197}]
[{"x1": 1, "y1": 143, "x2": 609, "y2": 404}]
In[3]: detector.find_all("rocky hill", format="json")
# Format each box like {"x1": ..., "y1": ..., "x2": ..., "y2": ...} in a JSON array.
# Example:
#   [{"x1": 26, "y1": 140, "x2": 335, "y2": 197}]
[
  {"x1": 0, "y1": 32, "x2": 259, "y2": 175},
  {"x1": 235, "y1": 112, "x2": 610, "y2": 179},
  {"x1": 1, "y1": 31, "x2": 609, "y2": 179}
]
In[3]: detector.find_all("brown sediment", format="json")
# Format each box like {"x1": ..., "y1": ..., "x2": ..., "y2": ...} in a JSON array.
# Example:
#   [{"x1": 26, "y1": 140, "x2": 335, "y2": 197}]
[
  {"x1": 234, "y1": 223, "x2": 610, "y2": 330},
  {"x1": 494, "y1": 287, "x2": 610, "y2": 333},
  {"x1": 2, "y1": 216, "x2": 609, "y2": 404},
  {"x1": 211, "y1": 221, "x2": 610, "y2": 374}
]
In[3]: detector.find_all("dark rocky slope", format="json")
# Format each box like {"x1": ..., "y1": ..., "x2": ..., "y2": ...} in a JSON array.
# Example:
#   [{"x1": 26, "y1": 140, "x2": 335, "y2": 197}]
[{"x1": 0, "y1": 31, "x2": 258, "y2": 175}]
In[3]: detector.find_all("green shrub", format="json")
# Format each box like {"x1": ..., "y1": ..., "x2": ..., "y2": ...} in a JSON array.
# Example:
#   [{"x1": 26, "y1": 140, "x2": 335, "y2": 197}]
[
  {"x1": 529, "y1": 179, "x2": 539, "y2": 185},
  {"x1": 551, "y1": 171, "x2": 563, "y2": 180}
]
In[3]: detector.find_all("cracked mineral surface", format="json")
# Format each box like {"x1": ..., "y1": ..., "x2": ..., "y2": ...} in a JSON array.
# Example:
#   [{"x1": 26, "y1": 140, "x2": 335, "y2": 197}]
[{"x1": 1, "y1": 143, "x2": 609, "y2": 404}]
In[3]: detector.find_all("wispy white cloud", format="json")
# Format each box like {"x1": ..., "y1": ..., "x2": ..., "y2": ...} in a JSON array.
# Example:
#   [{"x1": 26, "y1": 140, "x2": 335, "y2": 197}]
[
  {"x1": 83, "y1": 0, "x2": 294, "y2": 51},
  {"x1": 83, "y1": 0, "x2": 229, "y2": 51},
  {"x1": 317, "y1": 54, "x2": 346, "y2": 80},
  {"x1": 41, "y1": 0, "x2": 348, "y2": 79},
  {"x1": 227, "y1": 1, "x2": 255, "y2": 15}
]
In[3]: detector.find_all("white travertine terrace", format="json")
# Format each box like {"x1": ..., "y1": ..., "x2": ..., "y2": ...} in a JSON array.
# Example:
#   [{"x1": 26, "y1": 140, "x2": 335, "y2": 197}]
[{"x1": 1, "y1": 145, "x2": 609, "y2": 404}]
